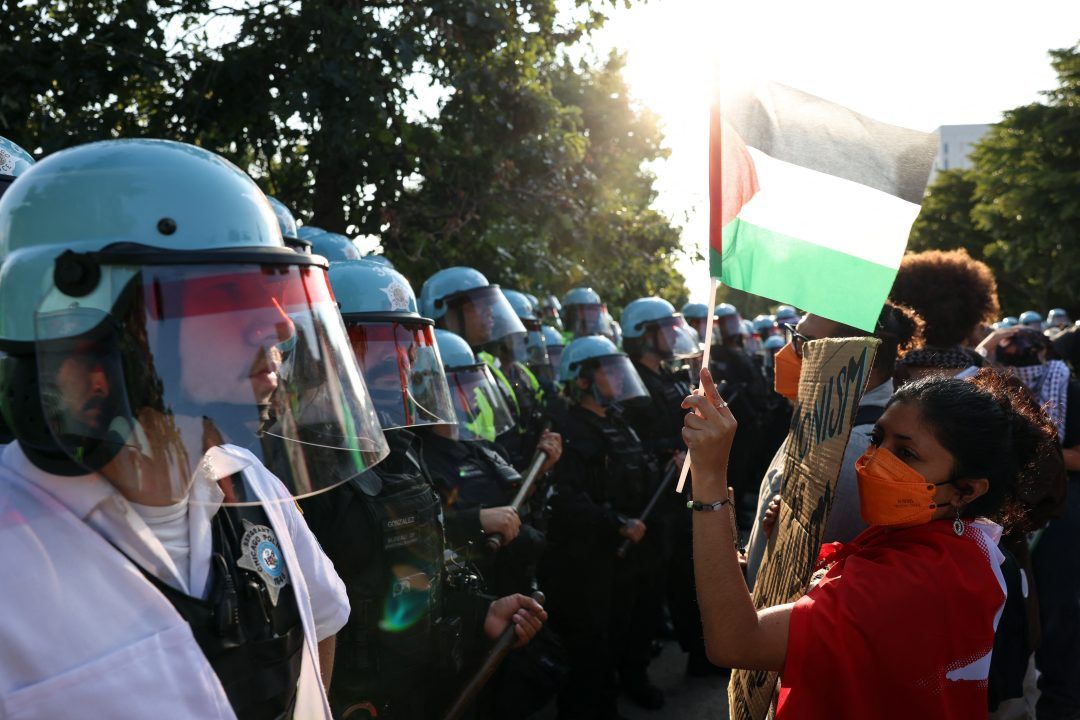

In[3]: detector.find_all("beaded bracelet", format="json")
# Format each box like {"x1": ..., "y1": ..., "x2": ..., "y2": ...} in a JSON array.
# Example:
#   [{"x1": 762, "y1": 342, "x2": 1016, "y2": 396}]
[{"x1": 686, "y1": 498, "x2": 731, "y2": 512}]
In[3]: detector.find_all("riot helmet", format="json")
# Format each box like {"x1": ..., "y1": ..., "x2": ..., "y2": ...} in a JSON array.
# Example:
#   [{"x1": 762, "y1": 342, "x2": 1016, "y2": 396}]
[
  {"x1": 330, "y1": 259, "x2": 456, "y2": 433},
  {"x1": 774, "y1": 305, "x2": 799, "y2": 324},
  {"x1": 0, "y1": 139, "x2": 388, "y2": 505},
  {"x1": 762, "y1": 334, "x2": 785, "y2": 370},
  {"x1": 753, "y1": 314, "x2": 780, "y2": 338},
  {"x1": 419, "y1": 267, "x2": 526, "y2": 351},
  {"x1": 682, "y1": 301, "x2": 717, "y2": 346},
  {"x1": 433, "y1": 330, "x2": 514, "y2": 442},
  {"x1": 266, "y1": 196, "x2": 309, "y2": 254},
  {"x1": 309, "y1": 231, "x2": 363, "y2": 263},
  {"x1": 1018, "y1": 310, "x2": 1043, "y2": 329},
  {"x1": 363, "y1": 253, "x2": 395, "y2": 269},
  {"x1": 296, "y1": 224, "x2": 327, "y2": 241},
  {"x1": 714, "y1": 303, "x2": 744, "y2": 344},
  {"x1": 559, "y1": 336, "x2": 649, "y2": 408},
  {"x1": 1047, "y1": 308, "x2": 1070, "y2": 329},
  {"x1": 503, "y1": 288, "x2": 551, "y2": 371},
  {"x1": 621, "y1": 297, "x2": 699, "y2": 359},
  {"x1": 561, "y1": 287, "x2": 612, "y2": 338},
  {"x1": 538, "y1": 294, "x2": 564, "y2": 332}
]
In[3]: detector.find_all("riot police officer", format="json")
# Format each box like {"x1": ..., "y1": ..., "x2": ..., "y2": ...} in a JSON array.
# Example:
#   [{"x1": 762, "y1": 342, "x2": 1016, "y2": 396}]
[
  {"x1": 419, "y1": 268, "x2": 561, "y2": 474},
  {"x1": 1047, "y1": 308, "x2": 1071, "y2": 334},
  {"x1": 0, "y1": 139, "x2": 384, "y2": 718},
  {"x1": 619, "y1": 297, "x2": 719, "y2": 678},
  {"x1": 681, "y1": 302, "x2": 712, "y2": 348},
  {"x1": 538, "y1": 294, "x2": 565, "y2": 333},
  {"x1": 503, "y1": 288, "x2": 570, "y2": 446},
  {"x1": 710, "y1": 304, "x2": 772, "y2": 525},
  {"x1": 542, "y1": 325, "x2": 566, "y2": 382},
  {"x1": 619, "y1": 297, "x2": 698, "y2": 464},
  {"x1": 420, "y1": 329, "x2": 563, "y2": 719},
  {"x1": 541, "y1": 336, "x2": 666, "y2": 718},
  {"x1": 774, "y1": 304, "x2": 799, "y2": 326},
  {"x1": 419, "y1": 330, "x2": 555, "y2": 596},
  {"x1": 561, "y1": 287, "x2": 614, "y2": 341},
  {"x1": 296, "y1": 260, "x2": 546, "y2": 719}
]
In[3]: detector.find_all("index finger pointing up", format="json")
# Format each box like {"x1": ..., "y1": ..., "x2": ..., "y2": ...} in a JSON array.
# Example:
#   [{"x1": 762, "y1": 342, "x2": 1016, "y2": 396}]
[{"x1": 699, "y1": 367, "x2": 724, "y2": 407}]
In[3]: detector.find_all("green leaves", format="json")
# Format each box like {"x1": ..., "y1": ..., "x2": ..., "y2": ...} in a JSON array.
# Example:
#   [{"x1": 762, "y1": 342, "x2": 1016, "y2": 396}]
[
  {"x1": 909, "y1": 42, "x2": 1080, "y2": 317},
  {"x1": 3, "y1": 0, "x2": 684, "y2": 310}
]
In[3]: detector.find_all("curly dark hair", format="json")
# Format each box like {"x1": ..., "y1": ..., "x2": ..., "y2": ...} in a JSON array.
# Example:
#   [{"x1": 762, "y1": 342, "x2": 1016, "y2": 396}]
[
  {"x1": 889, "y1": 249, "x2": 1000, "y2": 348},
  {"x1": 835, "y1": 301, "x2": 925, "y2": 378},
  {"x1": 888, "y1": 368, "x2": 1066, "y2": 534}
]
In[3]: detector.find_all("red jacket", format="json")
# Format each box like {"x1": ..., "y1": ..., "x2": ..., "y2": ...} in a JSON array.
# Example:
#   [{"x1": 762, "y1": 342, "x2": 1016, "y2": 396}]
[{"x1": 777, "y1": 519, "x2": 1006, "y2": 720}]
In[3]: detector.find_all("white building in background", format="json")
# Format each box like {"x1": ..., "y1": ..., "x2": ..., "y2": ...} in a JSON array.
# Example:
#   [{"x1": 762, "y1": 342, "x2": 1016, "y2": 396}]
[{"x1": 929, "y1": 124, "x2": 992, "y2": 182}]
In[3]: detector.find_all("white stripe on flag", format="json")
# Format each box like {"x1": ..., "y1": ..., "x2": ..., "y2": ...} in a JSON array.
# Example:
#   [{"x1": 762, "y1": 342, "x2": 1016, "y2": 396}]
[{"x1": 737, "y1": 147, "x2": 922, "y2": 269}]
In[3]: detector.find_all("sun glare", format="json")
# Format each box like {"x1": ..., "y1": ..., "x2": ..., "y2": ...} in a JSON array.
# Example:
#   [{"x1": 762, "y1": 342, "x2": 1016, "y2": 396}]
[{"x1": 596, "y1": 0, "x2": 1080, "y2": 303}]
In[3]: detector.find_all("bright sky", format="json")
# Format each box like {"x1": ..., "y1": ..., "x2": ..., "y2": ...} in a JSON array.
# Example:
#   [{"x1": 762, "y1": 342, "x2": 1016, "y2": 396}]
[{"x1": 589, "y1": 0, "x2": 1080, "y2": 302}]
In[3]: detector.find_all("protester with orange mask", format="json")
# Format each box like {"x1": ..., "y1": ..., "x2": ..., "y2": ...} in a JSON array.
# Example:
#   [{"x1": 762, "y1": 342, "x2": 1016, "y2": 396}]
[
  {"x1": 686, "y1": 367, "x2": 1064, "y2": 720},
  {"x1": 743, "y1": 302, "x2": 923, "y2": 588}
]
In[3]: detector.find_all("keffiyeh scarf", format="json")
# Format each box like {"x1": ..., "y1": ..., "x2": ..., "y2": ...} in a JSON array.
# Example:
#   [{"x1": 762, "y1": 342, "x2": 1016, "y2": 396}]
[{"x1": 1011, "y1": 360, "x2": 1070, "y2": 443}]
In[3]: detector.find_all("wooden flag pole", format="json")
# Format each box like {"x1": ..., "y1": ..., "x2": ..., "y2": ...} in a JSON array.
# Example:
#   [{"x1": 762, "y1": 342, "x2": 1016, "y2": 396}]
[{"x1": 675, "y1": 276, "x2": 719, "y2": 493}]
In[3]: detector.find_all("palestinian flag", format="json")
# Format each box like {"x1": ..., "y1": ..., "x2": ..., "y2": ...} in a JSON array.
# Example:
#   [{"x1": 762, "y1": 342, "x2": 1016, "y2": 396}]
[{"x1": 710, "y1": 83, "x2": 937, "y2": 331}]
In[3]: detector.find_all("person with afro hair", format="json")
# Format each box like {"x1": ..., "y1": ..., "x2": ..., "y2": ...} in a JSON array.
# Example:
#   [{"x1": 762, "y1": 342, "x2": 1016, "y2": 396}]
[{"x1": 889, "y1": 248, "x2": 1000, "y2": 349}]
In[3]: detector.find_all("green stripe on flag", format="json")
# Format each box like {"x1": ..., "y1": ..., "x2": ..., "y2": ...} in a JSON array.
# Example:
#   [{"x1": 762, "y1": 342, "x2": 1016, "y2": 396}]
[{"x1": 711, "y1": 218, "x2": 898, "y2": 332}]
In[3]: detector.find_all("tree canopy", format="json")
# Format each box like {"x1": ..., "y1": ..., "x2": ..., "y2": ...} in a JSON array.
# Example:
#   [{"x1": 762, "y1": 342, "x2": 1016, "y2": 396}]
[
  {"x1": 909, "y1": 42, "x2": 1080, "y2": 317},
  {"x1": 0, "y1": 0, "x2": 687, "y2": 309}
]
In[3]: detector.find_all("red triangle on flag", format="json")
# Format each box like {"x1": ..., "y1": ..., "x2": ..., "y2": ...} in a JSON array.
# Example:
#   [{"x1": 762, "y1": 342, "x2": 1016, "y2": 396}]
[{"x1": 709, "y1": 107, "x2": 759, "y2": 263}]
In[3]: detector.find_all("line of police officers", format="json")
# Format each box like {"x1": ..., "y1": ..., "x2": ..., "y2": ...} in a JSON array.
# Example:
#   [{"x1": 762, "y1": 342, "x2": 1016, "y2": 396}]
[{"x1": 0, "y1": 136, "x2": 790, "y2": 720}]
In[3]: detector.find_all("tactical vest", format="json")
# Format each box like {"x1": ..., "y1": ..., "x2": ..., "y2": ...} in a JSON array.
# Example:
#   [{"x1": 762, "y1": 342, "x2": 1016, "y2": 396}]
[
  {"x1": 332, "y1": 453, "x2": 446, "y2": 700},
  {"x1": 446, "y1": 441, "x2": 520, "y2": 509},
  {"x1": 659, "y1": 366, "x2": 692, "y2": 410},
  {"x1": 478, "y1": 351, "x2": 520, "y2": 417},
  {"x1": 582, "y1": 411, "x2": 657, "y2": 515},
  {"x1": 140, "y1": 478, "x2": 304, "y2": 720}
]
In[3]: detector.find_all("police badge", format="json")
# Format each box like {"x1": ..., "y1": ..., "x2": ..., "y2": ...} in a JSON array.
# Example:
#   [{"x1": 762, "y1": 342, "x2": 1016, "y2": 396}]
[{"x1": 237, "y1": 519, "x2": 289, "y2": 606}]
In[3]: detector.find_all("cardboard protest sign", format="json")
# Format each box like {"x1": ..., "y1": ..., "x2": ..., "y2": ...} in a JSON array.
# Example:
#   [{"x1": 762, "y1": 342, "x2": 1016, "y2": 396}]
[{"x1": 728, "y1": 336, "x2": 880, "y2": 720}]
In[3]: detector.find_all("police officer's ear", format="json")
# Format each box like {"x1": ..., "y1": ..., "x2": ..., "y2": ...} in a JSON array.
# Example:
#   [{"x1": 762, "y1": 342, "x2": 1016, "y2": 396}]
[{"x1": 575, "y1": 377, "x2": 590, "y2": 392}]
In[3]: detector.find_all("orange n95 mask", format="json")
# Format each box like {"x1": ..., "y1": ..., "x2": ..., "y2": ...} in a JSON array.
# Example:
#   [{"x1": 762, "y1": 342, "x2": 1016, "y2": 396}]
[
  {"x1": 856, "y1": 446, "x2": 951, "y2": 528},
  {"x1": 773, "y1": 343, "x2": 802, "y2": 402}
]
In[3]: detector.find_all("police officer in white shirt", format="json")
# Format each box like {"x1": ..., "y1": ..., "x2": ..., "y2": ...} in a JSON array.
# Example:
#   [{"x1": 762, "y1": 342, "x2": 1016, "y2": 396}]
[{"x1": 0, "y1": 139, "x2": 393, "y2": 720}]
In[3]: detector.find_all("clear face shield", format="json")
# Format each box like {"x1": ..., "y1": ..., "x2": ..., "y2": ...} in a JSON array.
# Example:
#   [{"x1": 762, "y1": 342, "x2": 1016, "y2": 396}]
[
  {"x1": 540, "y1": 304, "x2": 564, "y2": 332},
  {"x1": 484, "y1": 331, "x2": 528, "y2": 366},
  {"x1": 546, "y1": 343, "x2": 564, "y2": 372},
  {"x1": 565, "y1": 303, "x2": 612, "y2": 337},
  {"x1": 717, "y1": 314, "x2": 744, "y2": 344},
  {"x1": 440, "y1": 285, "x2": 527, "y2": 348},
  {"x1": 651, "y1": 316, "x2": 700, "y2": 359},
  {"x1": 687, "y1": 317, "x2": 720, "y2": 347},
  {"x1": 583, "y1": 355, "x2": 651, "y2": 408},
  {"x1": 522, "y1": 319, "x2": 551, "y2": 369},
  {"x1": 345, "y1": 318, "x2": 456, "y2": 432},
  {"x1": 35, "y1": 260, "x2": 389, "y2": 506},
  {"x1": 444, "y1": 364, "x2": 515, "y2": 442}
]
